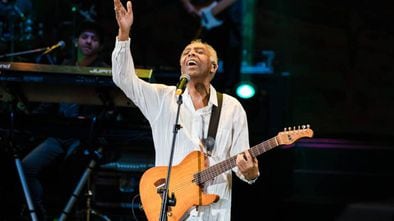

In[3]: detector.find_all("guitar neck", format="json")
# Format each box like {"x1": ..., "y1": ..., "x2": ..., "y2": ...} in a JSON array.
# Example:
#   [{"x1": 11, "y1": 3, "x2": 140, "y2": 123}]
[{"x1": 194, "y1": 136, "x2": 279, "y2": 184}]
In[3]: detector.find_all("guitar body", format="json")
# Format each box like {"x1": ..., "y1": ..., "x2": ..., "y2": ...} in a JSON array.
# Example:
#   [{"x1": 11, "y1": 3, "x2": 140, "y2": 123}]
[
  {"x1": 139, "y1": 151, "x2": 220, "y2": 221},
  {"x1": 139, "y1": 126, "x2": 314, "y2": 220}
]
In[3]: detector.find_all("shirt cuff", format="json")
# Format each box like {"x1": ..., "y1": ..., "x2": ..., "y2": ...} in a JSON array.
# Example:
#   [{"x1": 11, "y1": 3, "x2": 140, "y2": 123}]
[
  {"x1": 246, "y1": 172, "x2": 260, "y2": 184},
  {"x1": 116, "y1": 37, "x2": 130, "y2": 44}
]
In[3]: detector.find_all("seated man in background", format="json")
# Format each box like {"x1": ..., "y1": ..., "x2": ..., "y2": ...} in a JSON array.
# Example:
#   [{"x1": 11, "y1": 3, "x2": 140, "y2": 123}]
[{"x1": 21, "y1": 21, "x2": 110, "y2": 221}]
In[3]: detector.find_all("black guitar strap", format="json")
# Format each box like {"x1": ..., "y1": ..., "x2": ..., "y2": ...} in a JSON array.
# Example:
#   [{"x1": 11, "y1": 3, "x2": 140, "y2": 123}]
[{"x1": 205, "y1": 92, "x2": 223, "y2": 155}]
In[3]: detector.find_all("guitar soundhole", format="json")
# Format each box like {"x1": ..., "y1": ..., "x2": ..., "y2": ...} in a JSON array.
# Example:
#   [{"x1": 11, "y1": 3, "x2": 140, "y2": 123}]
[
  {"x1": 154, "y1": 178, "x2": 174, "y2": 214},
  {"x1": 154, "y1": 178, "x2": 166, "y2": 193}
]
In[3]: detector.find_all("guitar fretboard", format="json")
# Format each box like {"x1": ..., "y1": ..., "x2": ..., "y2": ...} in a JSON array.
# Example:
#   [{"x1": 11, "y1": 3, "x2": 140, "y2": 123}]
[{"x1": 193, "y1": 136, "x2": 279, "y2": 184}]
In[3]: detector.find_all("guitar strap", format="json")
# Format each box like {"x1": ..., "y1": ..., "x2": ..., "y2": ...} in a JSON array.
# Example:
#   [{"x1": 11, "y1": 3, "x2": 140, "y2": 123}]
[{"x1": 205, "y1": 92, "x2": 223, "y2": 155}]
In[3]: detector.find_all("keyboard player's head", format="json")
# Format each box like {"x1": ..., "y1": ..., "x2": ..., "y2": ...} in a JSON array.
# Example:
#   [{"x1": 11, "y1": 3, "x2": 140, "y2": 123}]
[{"x1": 68, "y1": 21, "x2": 108, "y2": 67}]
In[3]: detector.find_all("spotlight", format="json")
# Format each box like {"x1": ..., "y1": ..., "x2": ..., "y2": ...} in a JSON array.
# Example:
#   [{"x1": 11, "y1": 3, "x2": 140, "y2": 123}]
[{"x1": 235, "y1": 82, "x2": 256, "y2": 99}]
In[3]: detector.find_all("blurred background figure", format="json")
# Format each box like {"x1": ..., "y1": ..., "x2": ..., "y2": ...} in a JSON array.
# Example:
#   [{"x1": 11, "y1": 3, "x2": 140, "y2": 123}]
[
  {"x1": 180, "y1": 0, "x2": 242, "y2": 93},
  {"x1": 0, "y1": 0, "x2": 41, "y2": 61}
]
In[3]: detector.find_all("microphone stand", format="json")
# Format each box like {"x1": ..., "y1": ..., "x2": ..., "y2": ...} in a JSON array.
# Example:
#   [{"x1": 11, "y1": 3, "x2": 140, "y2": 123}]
[
  {"x1": 159, "y1": 94, "x2": 184, "y2": 221},
  {"x1": 6, "y1": 100, "x2": 38, "y2": 221},
  {"x1": 0, "y1": 47, "x2": 48, "y2": 59}
]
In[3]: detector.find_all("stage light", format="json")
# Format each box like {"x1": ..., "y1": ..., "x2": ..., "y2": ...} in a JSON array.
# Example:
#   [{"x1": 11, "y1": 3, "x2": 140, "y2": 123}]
[{"x1": 235, "y1": 82, "x2": 256, "y2": 99}]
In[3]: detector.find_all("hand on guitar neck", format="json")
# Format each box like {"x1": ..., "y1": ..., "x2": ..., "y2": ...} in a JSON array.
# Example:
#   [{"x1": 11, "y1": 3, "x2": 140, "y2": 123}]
[
  {"x1": 199, "y1": 1, "x2": 223, "y2": 30},
  {"x1": 181, "y1": 0, "x2": 237, "y2": 30},
  {"x1": 199, "y1": 0, "x2": 238, "y2": 29}
]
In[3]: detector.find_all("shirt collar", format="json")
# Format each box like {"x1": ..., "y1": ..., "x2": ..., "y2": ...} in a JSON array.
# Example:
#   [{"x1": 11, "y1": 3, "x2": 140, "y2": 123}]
[
  {"x1": 183, "y1": 85, "x2": 218, "y2": 108},
  {"x1": 208, "y1": 85, "x2": 218, "y2": 107}
]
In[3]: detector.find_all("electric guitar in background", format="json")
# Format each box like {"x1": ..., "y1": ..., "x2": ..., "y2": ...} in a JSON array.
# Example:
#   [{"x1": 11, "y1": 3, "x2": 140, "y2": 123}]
[{"x1": 139, "y1": 125, "x2": 314, "y2": 221}]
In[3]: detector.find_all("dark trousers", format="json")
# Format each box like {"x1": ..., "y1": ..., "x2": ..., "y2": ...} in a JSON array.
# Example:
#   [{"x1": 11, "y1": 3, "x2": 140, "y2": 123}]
[{"x1": 22, "y1": 137, "x2": 80, "y2": 217}]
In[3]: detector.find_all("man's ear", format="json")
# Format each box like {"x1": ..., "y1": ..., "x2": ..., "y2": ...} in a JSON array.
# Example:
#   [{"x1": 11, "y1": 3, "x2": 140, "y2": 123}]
[{"x1": 210, "y1": 62, "x2": 218, "y2": 73}]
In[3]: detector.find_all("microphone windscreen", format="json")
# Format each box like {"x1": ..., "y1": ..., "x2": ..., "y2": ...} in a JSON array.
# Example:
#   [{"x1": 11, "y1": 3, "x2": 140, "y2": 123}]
[
  {"x1": 58, "y1": 41, "x2": 66, "y2": 48},
  {"x1": 180, "y1": 73, "x2": 190, "y2": 81}
]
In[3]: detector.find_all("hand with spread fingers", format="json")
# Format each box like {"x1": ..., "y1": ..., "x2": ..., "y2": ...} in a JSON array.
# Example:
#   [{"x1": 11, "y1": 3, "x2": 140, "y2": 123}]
[
  {"x1": 236, "y1": 150, "x2": 259, "y2": 182},
  {"x1": 113, "y1": 0, "x2": 133, "y2": 41}
]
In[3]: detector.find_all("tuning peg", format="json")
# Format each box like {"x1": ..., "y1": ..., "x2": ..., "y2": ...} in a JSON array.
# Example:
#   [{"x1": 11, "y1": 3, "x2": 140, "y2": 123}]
[{"x1": 284, "y1": 124, "x2": 312, "y2": 132}]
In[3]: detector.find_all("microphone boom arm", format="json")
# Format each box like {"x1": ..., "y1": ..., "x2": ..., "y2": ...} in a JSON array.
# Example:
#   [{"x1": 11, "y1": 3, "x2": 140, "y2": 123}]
[
  {"x1": 0, "y1": 47, "x2": 48, "y2": 59},
  {"x1": 0, "y1": 41, "x2": 65, "y2": 59}
]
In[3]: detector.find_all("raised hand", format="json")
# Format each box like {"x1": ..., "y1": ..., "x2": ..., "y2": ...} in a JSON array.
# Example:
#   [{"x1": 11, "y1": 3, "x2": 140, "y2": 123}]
[{"x1": 113, "y1": 0, "x2": 133, "y2": 41}]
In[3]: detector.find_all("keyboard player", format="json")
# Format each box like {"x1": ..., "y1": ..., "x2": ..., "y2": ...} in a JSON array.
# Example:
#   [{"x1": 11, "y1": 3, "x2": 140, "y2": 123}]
[{"x1": 21, "y1": 21, "x2": 110, "y2": 220}]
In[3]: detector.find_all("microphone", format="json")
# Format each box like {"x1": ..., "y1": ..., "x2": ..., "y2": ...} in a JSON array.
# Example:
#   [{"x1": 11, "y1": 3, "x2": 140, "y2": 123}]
[
  {"x1": 42, "y1": 41, "x2": 66, "y2": 55},
  {"x1": 176, "y1": 73, "x2": 190, "y2": 95}
]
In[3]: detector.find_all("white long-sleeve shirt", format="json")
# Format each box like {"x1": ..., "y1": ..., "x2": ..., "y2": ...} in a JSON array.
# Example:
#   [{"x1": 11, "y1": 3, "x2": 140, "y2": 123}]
[{"x1": 112, "y1": 38, "x2": 253, "y2": 221}]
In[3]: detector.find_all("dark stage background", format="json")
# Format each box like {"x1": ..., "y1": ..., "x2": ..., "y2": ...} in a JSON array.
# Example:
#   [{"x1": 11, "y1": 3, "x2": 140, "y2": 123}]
[{"x1": 1, "y1": 0, "x2": 394, "y2": 220}]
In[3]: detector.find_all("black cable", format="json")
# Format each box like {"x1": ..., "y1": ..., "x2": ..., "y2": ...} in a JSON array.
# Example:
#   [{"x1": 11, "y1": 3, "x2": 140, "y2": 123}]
[{"x1": 131, "y1": 193, "x2": 141, "y2": 221}]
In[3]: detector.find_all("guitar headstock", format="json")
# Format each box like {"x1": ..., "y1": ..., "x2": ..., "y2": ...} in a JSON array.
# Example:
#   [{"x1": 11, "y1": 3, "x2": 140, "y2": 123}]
[{"x1": 276, "y1": 124, "x2": 314, "y2": 145}]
